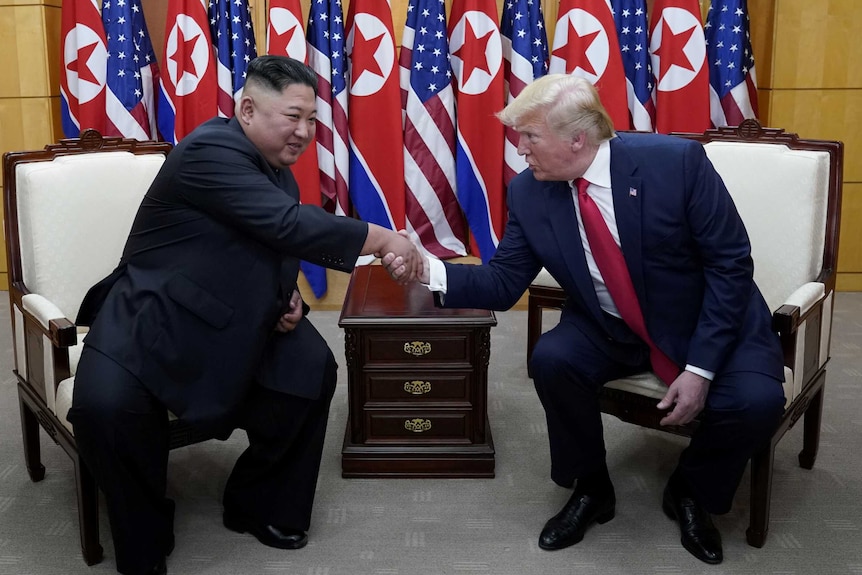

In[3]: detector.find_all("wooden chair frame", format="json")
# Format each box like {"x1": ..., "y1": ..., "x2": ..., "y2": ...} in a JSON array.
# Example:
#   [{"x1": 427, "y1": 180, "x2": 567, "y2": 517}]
[
  {"x1": 525, "y1": 120, "x2": 843, "y2": 547},
  {"x1": 3, "y1": 130, "x2": 208, "y2": 565}
]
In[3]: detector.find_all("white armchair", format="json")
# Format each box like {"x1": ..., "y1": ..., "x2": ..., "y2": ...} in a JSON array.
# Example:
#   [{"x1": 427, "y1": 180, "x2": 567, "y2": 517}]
[
  {"x1": 524, "y1": 120, "x2": 843, "y2": 547},
  {"x1": 2, "y1": 130, "x2": 206, "y2": 565}
]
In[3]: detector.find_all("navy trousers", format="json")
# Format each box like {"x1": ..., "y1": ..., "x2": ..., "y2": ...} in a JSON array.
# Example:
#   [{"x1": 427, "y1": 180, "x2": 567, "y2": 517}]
[{"x1": 529, "y1": 313, "x2": 785, "y2": 514}]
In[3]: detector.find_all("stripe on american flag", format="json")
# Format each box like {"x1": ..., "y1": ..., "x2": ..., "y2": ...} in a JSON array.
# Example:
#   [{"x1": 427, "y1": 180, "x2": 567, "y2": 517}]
[
  {"x1": 308, "y1": 0, "x2": 351, "y2": 216},
  {"x1": 400, "y1": 0, "x2": 468, "y2": 258},
  {"x1": 705, "y1": 0, "x2": 759, "y2": 127}
]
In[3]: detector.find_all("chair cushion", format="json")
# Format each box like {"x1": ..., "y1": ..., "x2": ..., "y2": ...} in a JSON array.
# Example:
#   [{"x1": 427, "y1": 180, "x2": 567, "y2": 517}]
[
  {"x1": 605, "y1": 366, "x2": 793, "y2": 408},
  {"x1": 15, "y1": 151, "x2": 165, "y2": 321},
  {"x1": 532, "y1": 267, "x2": 560, "y2": 288},
  {"x1": 702, "y1": 142, "x2": 830, "y2": 313}
]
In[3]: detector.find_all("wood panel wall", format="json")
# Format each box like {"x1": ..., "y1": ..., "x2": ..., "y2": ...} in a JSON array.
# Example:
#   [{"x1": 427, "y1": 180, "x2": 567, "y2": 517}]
[{"x1": 0, "y1": 0, "x2": 859, "y2": 301}]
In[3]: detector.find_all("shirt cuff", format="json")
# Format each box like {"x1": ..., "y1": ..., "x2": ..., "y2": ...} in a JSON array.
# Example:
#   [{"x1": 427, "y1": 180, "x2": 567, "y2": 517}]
[
  {"x1": 685, "y1": 364, "x2": 715, "y2": 381},
  {"x1": 426, "y1": 256, "x2": 447, "y2": 295}
]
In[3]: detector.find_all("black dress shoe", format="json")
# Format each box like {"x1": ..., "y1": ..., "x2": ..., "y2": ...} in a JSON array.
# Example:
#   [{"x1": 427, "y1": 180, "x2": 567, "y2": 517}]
[
  {"x1": 538, "y1": 491, "x2": 616, "y2": 550},
  {"x1": 662, "y1": 480, "x2": 723, "y2": 564},
  {"x1": 223, "y1": 508, "x2": 308, "y2": 550},
  {"x1": 146, "y1": 557, "x2": 167, "y2": 575}
]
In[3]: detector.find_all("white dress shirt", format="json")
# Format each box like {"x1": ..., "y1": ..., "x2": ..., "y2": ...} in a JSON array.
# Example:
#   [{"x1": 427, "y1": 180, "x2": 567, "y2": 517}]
[{"x1": 425, "y1": 140, "x2": 713, "y2": 380}]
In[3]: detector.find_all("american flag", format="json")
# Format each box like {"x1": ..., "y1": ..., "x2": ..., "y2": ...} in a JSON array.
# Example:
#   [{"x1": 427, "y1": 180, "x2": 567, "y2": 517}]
[
  {"x1": 611, "y1": 0, "x2": 655, "y2": 132},
  {"x1": 209, "y1": 0, "x2": 258, "y2": 118},
  {"x1": 500, "y1": 0, "x2": 549, "y2": 184},
  {"x1": 307, "y1": 0, "x2": 351, "y2": 216},
  {"x1": 705, "y1": 0, "x2": 758, "y2": 127},
  {"x1": 102, "y1": 0, "x2": 159, "y2": 140},
  {"x1": 399, "y1": 0, "x2": 469, "y2": 258}
]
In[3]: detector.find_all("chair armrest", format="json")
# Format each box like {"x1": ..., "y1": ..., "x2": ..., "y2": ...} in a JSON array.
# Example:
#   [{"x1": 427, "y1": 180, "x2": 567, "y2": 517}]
[
  {"x1": 21, "y1": 293, "x2": 78, "y2": 348},
  {"x1": 771, "y1": 282, "x2": 825, "y2": 335}
]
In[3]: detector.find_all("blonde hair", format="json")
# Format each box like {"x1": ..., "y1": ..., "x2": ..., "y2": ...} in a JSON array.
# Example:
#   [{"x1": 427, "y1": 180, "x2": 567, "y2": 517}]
[{"x1": 497, "y1": 74, "x2": 615, "y2": 145}]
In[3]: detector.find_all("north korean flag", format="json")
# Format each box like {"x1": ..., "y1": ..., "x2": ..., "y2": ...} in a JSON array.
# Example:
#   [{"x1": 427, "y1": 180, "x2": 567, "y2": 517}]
[
  {"x1": 448, "y1": 0, "x2": 506, "y2": 262},
  {"x1": 549, "y1": 0, "x2": 630, "y2": 130},
  {"x1": 60, "y1": 0, "x2": 108, "y2": 137},
  {"x1": 649, "y1": 0, "x2": 711, "y2": 133},
  {"x1": 267, "y1": 0, "x2": 329, "y2": 299},
  {"x1": 158, "y1": 0, "x2": 219, "y2": 143},
  {"x1": 345, "y1": 0, "x2": 405, "y2": 230}
]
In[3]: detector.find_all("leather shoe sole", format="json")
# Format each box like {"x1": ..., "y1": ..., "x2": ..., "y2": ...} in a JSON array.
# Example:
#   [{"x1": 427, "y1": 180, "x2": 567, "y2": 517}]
[
  {"x1": 223, "y1": 509, "x2": 308, "y2": 550},
  {"x1": 662, "y1": 483, "x2": 723, "y2": 564},
  {"x1": 538, "y1": 492, "x2": 616, "y2": 551}
]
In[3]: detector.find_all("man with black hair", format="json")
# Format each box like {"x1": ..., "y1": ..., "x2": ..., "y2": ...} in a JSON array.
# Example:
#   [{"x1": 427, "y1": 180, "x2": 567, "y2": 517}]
[{"x1": 69, "y1": 56, "x2": 419, "y2": 575}]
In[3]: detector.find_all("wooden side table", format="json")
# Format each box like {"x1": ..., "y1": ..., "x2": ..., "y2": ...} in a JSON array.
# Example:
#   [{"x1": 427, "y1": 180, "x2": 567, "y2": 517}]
[{"x1": 339, "y1": 265, "x2": 497, "y2": 477}]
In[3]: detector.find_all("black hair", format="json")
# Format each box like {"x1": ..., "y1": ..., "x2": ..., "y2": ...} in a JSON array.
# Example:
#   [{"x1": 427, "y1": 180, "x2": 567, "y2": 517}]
[{"x1": 245, "y1": 55, "x2": 318, "y2": 96}]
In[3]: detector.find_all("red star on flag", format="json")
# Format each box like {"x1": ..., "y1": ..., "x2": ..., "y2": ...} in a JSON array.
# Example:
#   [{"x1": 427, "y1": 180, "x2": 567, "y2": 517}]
[
  {"x1": 269, "y1": 22, "x2": 298, "y2": 56},
  {"x1": 551, "y1": 20, "x2": 600, "y2": 76},
  {"x1": 352, "y1": 27, "x2": 385, "y2": 81},
  {"x1": 170, "y1": 26, "x2": 203, "y2": 79},
  {"x1": 654, "y1": 19, "x2": 697, "y2": 80},
  {"x1": 452, "y1": 19, "x2": 494, "y2": 85},
  {"x1": 68, "y1": 42, "x2": 101, "y2": 85}
]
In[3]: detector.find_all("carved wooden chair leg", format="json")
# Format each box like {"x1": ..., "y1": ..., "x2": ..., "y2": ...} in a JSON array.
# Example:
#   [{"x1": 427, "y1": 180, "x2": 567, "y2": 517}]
[
  {"x1": 746, "y1": 441, "x2": 775, "y2": 548},
  {"x1": 74, "y1": 455, "x2": 103, "y2": 565},
  {"x1": 799, "y1": 382, "x2": 825, "y2": 470},
  {"x1": 18, "y1": 391, "x2": 46, "y2": 482}
]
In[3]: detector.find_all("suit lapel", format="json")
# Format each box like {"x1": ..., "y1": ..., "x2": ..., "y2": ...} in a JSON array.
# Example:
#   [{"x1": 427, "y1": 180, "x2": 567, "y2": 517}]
[
  {"x1": 609, "y1": 135, "x2": 647, "y2": 307},
  {"x1": 546, "y1": 180, "x2": 605, "y2": 324}
]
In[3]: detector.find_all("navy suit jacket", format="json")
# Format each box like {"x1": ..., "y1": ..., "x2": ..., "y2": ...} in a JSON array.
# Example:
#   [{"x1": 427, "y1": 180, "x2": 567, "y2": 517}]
[
  {"x1": 77, "y1": 117, "x2": 368, "y2": 433},
  {"x1": 442, "y1": 132, "x2": 783, "y2": 381}
]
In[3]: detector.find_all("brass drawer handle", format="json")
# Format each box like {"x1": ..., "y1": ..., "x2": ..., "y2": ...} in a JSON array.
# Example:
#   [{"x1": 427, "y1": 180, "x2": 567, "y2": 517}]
[
  {"x1": 403, "y1": 381, "x2": 431, "y2": 395},
  {"x1": 403, "y1": 341, "x2": 432, "y2": 356},
  {"x1": 404, "y1": 418, "x2": 432, "y2": 433}
]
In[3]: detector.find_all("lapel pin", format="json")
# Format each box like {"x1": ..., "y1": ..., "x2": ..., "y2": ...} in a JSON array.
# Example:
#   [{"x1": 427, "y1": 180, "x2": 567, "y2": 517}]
[{"x1": 629, "y1": 187, "x2": 638, "y2": 197}]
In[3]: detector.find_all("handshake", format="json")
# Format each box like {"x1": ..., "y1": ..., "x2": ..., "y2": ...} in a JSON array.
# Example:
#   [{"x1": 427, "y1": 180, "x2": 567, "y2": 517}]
[{"x1": 364, "y1": 224, "x2": 429, "y2": 285}]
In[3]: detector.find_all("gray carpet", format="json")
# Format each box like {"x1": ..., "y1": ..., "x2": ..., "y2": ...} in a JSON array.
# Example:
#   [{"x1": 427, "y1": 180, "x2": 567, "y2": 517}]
[{"x1": 1, "y1": 293, "x2": 861, "y2": 575}]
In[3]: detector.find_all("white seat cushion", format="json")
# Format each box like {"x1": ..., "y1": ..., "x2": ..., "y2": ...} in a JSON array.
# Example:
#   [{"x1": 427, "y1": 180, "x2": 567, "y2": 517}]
[
  {"x1": 605, "y1": 366, "x2": 793, "y2": 408},
  {"x1": 16, "y1": 151, "x2": 165, "y2": 320},
  {"x1": 703, "y1": 142, "x2": 829, "y2": 313}
]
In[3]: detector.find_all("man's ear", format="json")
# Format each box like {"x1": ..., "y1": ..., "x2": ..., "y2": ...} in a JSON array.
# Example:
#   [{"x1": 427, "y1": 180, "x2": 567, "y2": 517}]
[
  {"x1": 238, "y1": 95, "x2": 254, "y2": 124},
  {"x1": 570, "y1": 132, "x2": 586, "y2": 151}
]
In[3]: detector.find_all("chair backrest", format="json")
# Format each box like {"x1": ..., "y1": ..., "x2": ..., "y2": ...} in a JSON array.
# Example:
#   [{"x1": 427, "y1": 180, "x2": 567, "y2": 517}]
[
  {"x1": 674, "y1": 121, "x2": 843, "y2": 314},
  {"x1": 4, "y1": 131, "x2": 171, "y2": 321}
]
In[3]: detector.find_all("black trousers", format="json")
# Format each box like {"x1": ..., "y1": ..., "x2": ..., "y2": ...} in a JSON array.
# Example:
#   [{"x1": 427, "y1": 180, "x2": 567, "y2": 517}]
[
  {"x1": 529, "y1": 313, "x2": 785, "y2": 514},
  {"x1": 68, "y1": 345, "x2": 337, "y2": 575}
]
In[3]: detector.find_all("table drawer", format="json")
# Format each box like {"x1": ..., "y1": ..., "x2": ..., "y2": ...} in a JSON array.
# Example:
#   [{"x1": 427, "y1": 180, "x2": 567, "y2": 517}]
[
  {"x1": 362, "y1": 372, "x2": 472, "y2": 405},
  {"x1": 362, "y1": 332, "x2": 473, "y2": 365},
  {"x1": 363, "y1": 410, "x2": 473, "y2": 444}
]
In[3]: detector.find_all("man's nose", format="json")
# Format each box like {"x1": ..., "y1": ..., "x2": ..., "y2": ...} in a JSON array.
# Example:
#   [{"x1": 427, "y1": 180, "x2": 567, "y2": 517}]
[{"x1": 296, "y1": 120, "x2": 313, "y2": 139}]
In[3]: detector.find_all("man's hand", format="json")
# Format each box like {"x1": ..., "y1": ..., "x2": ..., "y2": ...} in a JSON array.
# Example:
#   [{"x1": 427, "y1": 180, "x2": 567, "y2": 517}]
[
  {"x1": 657, "y1": 370, "x2": 710, "y2": 426},
  {"x1": 381, "y1": 231, "x2": 429, "y2": 284},
  {"x1": 377, "y1": 229, "x2": 422, "y2": 284},
  {"x1": 275, "y1": 289, "x2": 303, "y2": 333}
]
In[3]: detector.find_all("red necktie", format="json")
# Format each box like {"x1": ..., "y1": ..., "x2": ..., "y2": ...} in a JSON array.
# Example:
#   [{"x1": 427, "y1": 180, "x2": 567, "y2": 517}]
[{"x1": 576, "y1": 178, "x2": 679, "y2": 385}]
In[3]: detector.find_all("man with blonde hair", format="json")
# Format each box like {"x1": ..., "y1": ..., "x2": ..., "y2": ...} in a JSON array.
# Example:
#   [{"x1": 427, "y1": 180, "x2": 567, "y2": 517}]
[{"x1": 402, "y1": 73, "x2": 785, "y2": 564}]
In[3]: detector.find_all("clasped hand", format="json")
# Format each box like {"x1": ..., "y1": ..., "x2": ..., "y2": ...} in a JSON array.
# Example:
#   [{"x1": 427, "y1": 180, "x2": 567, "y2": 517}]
[{"x1": 378, "y1": 230, "x2": 425, "y2": 284}]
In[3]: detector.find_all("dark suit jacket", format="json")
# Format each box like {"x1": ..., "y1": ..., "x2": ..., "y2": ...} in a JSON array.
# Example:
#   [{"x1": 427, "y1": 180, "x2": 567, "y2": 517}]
[
  {"x1": 441, "y1": 132, "x2": 784, "y2": 381},
  {"x1": 77, "y1": 117, "x2": 368, "y2": 433}
]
